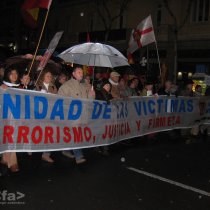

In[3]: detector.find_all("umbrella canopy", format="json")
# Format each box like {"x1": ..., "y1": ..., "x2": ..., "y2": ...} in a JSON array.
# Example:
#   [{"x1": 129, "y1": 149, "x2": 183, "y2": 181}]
[
  {"x1": 5, "y1": 54, "x2": 62, "y2": 77},
  {"x1": 58, "y1": 42, "x2": 129, "y2": 68}
]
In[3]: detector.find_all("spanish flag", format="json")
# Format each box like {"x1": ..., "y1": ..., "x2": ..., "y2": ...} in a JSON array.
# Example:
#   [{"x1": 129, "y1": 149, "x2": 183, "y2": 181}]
[
  {"x1": 83, "y1": 32, "x2": 93, "y2": 76},
  {"x1": 21, "y1": 0, "x2": 52, "y2": 28},
  {"x1": 127, "y1": 52, "x2": 134, "y2": 64}
]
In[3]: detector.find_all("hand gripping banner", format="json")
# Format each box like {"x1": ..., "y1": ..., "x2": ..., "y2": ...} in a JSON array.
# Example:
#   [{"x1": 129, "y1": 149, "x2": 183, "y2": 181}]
[{"x1": 0, "y1": 88, "x2": 210, "y2": 153}]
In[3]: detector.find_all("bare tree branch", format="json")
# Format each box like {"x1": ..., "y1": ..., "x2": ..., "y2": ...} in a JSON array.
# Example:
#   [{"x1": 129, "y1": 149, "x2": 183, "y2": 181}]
[
  {"x1": 95, "y1": 0, "x2": 108, "y2": 30},
  {"x1": 178, "y1": 0, "x2": 195, "y2": 30},
  {"x1": 94, "y1": 0, "x2": 131, "y2": 27},
  {"x1": 162, "y1": 0, "x2": 194, "y2": 83},
  {"x1": 111, "y1": 0, "x2": 130, "y2": 21},
  {"x1": 102, "y1": 0, "x2": 112, "y2": 21},
  {"x1": 94, "y1": 0, "x2": 132, "y2": 41},
  {"x1": 163, "y1": 0, "x2": 194, "y2": 30},
  {"x1": 163, "y1": 0, "x2": 178, "y2": 27}
]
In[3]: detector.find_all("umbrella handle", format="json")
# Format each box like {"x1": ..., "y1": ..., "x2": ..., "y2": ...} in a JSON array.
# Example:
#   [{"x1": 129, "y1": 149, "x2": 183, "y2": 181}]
[{"x1": 91, "y1": 66, "x2": 95, "y2": 87}]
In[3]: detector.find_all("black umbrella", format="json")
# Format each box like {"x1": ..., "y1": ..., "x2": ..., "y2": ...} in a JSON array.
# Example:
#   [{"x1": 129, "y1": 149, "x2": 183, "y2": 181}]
[{"x1": 5, "y1": 54, "x2": 62, "y2": 80}]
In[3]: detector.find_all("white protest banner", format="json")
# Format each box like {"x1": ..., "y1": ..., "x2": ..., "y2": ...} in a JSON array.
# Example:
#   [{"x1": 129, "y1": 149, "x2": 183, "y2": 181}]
[
  {"x1": 37, "y1": 31, "x2": 63, "y2": 71},
  {"x1": 0, "y1": 88, "x2": 210, "y2": 153},
  {"x1": 205, "y1": 75, "x2": 210, "y2": 86}
]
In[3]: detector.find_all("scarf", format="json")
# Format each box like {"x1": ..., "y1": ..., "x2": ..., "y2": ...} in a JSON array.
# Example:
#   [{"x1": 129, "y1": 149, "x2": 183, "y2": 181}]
[
  {"x1": 109, "y1": 78, "x2": 118, "y2": 86},
  {"x1": 3, "y1": 81, "x2": 20, "y2": 87}
]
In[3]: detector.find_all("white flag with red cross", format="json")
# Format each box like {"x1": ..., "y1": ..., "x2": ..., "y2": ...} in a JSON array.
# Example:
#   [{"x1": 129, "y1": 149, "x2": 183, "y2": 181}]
[{"x1": 128, "y1": 15, "x2": 156, "y2": 53}]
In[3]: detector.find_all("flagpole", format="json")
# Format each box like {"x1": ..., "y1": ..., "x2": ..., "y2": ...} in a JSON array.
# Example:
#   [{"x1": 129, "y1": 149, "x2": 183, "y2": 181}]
[
  {"x1": 27, "y1": 8, "x2": 50, "y2": 76},
  {"x1": 147, "y1": 45, "x2": 149, "y2": 72},
  {"x1": 155, "y1": 41, "x2": 161, "y2": 76}
]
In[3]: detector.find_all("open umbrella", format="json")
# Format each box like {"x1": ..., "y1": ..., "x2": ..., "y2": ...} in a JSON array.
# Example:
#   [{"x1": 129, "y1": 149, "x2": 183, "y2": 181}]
[
  {"x1": 5, "y1": 54, "x2": 62, "y2": 78},
  {"x1": 58, "y1": 42, "x2": 129, "y2": 68}
]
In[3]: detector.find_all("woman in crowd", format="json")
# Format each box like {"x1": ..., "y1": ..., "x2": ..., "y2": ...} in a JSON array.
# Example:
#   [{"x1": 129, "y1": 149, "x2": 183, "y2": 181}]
[
  {"x1": 84, "y1": 74, "x2": 92, "y2": 92},
  {"x1": 96, "y1": 79, "x2": 113, "y2": 155},
  {"x1": 55, "y1": 72, "x2": 68, "y2": 90},
  {"x1": 0, "y1": 66, "x2": 20, "y2": 172},
  {"x1": 118, "y1": 77, "x2": 129, "y2": 98},
  {"x1": 36, "y1": 70, "x2": 57, "y2": 163},
  {"x1": 19, "y1": 71, "x2": 35, "y2": 90}
]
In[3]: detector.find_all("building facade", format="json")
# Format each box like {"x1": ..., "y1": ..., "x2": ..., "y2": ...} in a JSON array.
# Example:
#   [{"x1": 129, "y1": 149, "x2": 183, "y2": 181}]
[{"x1": 0, "y1": 0, "x2": 210, "y2": 80}]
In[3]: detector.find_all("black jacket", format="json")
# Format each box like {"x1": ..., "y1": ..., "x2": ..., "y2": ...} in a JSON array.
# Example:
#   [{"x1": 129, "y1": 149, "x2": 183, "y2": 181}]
[{"x1": 96, "y1": 89, "x2": 113, "y2": 104}]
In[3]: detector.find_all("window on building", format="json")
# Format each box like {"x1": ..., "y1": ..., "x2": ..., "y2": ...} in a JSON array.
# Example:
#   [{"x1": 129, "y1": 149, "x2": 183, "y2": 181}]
[
  {"x1": 192, "y1": 0, "x2": 210, "y2": 22},
  {"x1": 157, "y1": 4, "x2": 162, "y2": 26}
]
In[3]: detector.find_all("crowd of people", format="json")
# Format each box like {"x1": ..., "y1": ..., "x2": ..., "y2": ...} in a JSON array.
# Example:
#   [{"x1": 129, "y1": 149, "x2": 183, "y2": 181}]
[{"x1": 0, "y1": 58, "x2": 210, "y2": 175}]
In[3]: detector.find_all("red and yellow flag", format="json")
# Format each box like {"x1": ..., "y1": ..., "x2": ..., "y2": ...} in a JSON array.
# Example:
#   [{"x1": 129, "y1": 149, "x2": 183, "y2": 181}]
[
  {"x1": 127, "y1": 52, "x2": 134, "y2": 64},
  {"x1": 21, "y1": 0, "x2": 52, "y2": 28},
  {"x1": 83, "y1": 32, "x2": 93, "y2": 76}
]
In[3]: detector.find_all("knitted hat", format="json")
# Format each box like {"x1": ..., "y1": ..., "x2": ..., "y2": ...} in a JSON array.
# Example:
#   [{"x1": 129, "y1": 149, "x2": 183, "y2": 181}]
[{"x1": 110, "y1": 71, "x2": 120, "y2": 77}]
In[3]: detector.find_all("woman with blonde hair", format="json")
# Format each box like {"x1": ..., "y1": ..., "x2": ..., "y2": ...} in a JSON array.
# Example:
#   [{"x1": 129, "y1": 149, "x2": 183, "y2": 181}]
[{"x1": 36, "y1": 70, "x2": 57, "y2": 163}]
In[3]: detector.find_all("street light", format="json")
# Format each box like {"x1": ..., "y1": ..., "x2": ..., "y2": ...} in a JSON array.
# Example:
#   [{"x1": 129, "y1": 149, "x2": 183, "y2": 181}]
[
  {"x1": 188, "y1": 72, "x2": 192, "y2": 78},
  {"x1": 177, "y1": 72, "x2": 182, "y2": 80}
]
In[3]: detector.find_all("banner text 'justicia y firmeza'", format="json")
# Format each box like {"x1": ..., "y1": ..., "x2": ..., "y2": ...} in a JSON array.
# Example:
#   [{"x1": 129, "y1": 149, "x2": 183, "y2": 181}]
[{"x1": 0, "y1": 88, "x2": 210, "y2": 153}]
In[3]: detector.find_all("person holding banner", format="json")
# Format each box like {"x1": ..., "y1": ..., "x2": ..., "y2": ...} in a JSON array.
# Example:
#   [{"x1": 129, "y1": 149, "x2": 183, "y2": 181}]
[
  {"x1": 55, "y1": 73, "x2": 68, "y2": 90},
  {"x1": 36, "y1": 70, "x2": 57, "y2": 163},
  {"x1": 19, "y1": 71, "x2": 35, "y2": 90},
  {"x1": 118, "y1": 77, "x2": 129, "y2": 98},
  {"x1": 125, "y1": 78, "x2": 139, "y2": 97},
  {"x1": 140, "y1": 80, "x2": 155, "y2": 97},
  {"x1": 36, "y1": 70, "x2": 57, "y2": 94},
  {"x1": 58, "y1": 65, "x2": 95, "y2": 164},
  {"x1": 95, "y1": 79, "x2": 113, "y2": 156},
  {"x1": 158, "y1": 80, "x2": 173, "y2": 96},
  {"x1": 93, "y1": 71, "x2": 103, "y2": 91},
  {"x1": 0, "y1": 66, "x2": 20, "y2": 172},
  {"x1": 180, "y1": 80, "x2": 195, "y2": 144},
  {"x1": 158, "y1": 80, "x2": 179, "y2": 141},
  {"x1": 140, "y1": 80, "x2": 157, "y2": 142},
  {"x1": 84, "y1": 74, "x2": 92, "y2": 93}
]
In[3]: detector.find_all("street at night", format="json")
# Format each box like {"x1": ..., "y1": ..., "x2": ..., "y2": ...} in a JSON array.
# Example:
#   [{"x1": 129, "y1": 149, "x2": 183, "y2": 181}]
[
  {"x1": 1, "y1": 135, "x2": 210, "y2": 210},
  {"x1": 1, "y1": 0, "x2": 210, "y2": 209}
]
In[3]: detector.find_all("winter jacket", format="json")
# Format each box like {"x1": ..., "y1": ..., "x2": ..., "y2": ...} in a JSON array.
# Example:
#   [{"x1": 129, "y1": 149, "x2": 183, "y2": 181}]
[
  {"x1": 36, "y1": 83, "x2": 57, "y2": 94},
  {"x1": 96, "y1": 89, "x2": 113, "y2": 104},
  {"x1": 58, "y1": 78, "x2": 93, "y2": 99}
]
